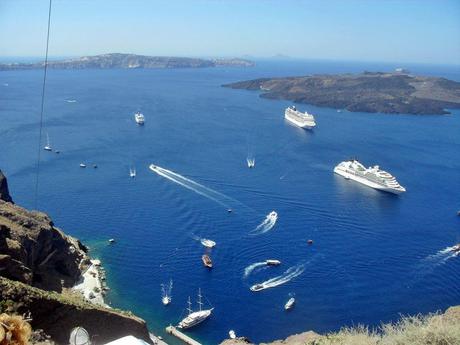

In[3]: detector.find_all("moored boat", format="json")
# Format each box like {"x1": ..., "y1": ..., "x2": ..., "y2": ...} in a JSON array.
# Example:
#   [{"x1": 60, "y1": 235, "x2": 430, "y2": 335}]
[
  {"x1": 177, "y1": 289, "x2": 213, "y2": 329},
  {"x1": 201, "y1": 238, "x2": 216, "y2": 248},
  {"x1": 202, "y1": 254, "x2": 213, "y2": 268},
  {"x1": 134, "y1": 111, "x2": 145, "y2": 125}
]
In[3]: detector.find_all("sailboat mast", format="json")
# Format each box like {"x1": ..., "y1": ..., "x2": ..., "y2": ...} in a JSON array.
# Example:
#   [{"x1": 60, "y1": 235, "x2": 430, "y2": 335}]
[
  {"x1": 187, "y1": 296, "x2": 192, "y2": 314},
  {"x1": 197, "y1": 288, "x2": 203, "y2": 311}
]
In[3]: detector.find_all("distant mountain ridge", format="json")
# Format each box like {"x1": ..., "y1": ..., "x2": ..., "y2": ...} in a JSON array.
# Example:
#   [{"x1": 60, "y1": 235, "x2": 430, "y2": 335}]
[{"x1": 0, "y1": 53, "x2": 255, "y2": 70}]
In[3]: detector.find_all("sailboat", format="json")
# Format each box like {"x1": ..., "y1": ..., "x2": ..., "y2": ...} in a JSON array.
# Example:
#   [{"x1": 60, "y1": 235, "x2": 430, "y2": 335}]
[
  {"x1": 44, "y1": 133, "x2": 52, "y2": 151},
  {"x1": 161, "y1": 280, "x2": 173, "y2": 306},
  {"x1": 129, "y1": 167, "x2": 136, "y2": 178},
  {"x1": 177, "y1": 289, "x2": 213, "y2": 329}
]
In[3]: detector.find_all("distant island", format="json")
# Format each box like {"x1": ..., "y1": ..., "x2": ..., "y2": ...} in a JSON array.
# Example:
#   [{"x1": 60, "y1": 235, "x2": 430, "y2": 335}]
[
  {"x1": 0, "y1": 53, "x2": 255, "y2": 71},
  {"x1": 223, "y1": 72, "x2": 460, "y2": 115}
]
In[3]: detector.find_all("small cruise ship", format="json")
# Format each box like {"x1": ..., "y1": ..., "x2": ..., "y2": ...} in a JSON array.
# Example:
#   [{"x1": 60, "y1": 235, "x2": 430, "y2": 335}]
[
  {"x1": 134, "y1": 112, "x2": 145, "y2": 125},
  {"x1": 334, "y1": 159, "x2": 406, "y2": 194},
  {"x1": 178, "y1": 289, "x2": 213, "y2": 329},
  {"x1": 284, "y1": 106, "x2": 316, "y2": 129}
]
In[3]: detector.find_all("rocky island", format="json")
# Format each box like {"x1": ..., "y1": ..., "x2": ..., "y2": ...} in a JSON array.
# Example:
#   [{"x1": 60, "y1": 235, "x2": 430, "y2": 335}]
[
  {"x1": 0, "y1": 169, "x2": 153, "y2": 344},
  {"x1": 0, "y1": 53, "x2": 254, "y2": 71},
  {"x1": 223, "y1": 72, "x2": 460, "y2": 115}
]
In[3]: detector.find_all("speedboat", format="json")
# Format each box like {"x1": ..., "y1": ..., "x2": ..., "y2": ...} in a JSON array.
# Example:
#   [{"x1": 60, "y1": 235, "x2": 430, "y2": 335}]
[
  {"x1": 108, "y1": 239, "x2": 115, "y2": 244},
  {"x1": 201, "y1": 238, "x2": 216, "y2": 248},
  {"x1": 284, "y1": 297, "x2": 295, "y2": 310},
  {"x1": 79, "y1": 163, "x2": 86, "y2": 168},
  {"x1": 130, "y1": 168, "x2": 136, "y2": 178},
  {"x1": 250, "y1": 284, "x2": 264, "y2": 292},
  {"x1": 161, "y1": 280, "x2": 173, "y2": 306},
  {"x1": 265, "y1": 259, "x2": 281, "y2": 266},
  {"x1": 451, "y1": 244, "x2": 460, "y2": 256},
  {"x1": 162, "y1": 296, "x2": 171, "y2": 306},
  {"x1": 268, "y1": 211, "x2": 277, "y2": 221},
  {"x1": 177, "y1": 289, "x2": 213, "y2": 329},
  {"x1": 202, "y1": 254, "x2": 213, "y2": 268}
]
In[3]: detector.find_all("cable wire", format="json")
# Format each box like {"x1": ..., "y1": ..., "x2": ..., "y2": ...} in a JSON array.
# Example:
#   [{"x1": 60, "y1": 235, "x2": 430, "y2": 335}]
[{"x1": 34, "y1": 0, "x2": 53, "y2": 209}]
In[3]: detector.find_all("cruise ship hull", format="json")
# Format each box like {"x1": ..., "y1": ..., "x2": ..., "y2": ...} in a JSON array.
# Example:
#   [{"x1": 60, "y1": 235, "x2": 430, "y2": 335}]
[
  {"x1": 334, "y1": 167, "x2": 405, "y2": 194},
  {"x1": 284, "y1": 114, "x2": 316, "y2": 129}
]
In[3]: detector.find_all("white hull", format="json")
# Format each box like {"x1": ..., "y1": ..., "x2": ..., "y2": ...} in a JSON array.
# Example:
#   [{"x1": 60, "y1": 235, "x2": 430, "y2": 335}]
[
  {"x1": 178, "y1": 309, "x2": 213, "y2": 329},
  {"x1": 334, "y1": 167, "x2": 404, "y2": 195},
  {"x1": 284, "y1": 114, "x2": 316, "y2": 129}
]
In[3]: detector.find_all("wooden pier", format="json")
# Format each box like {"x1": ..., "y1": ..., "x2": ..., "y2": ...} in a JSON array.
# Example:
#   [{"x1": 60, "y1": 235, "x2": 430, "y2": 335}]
[{"x1": 165, "y1": 326, "x2": 202, "y2": 345}]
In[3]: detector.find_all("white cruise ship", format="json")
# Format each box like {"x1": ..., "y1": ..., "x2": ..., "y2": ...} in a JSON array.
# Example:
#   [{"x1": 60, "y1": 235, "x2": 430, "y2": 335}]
[
  {"x1": 334, "y1": 159, "x2": 406, "y2": 194},
  {"x1": 177, "y1": 289, "x2": 213, "y2": 329},
  {"x1": 284, "y1": 106, "x2": 316, "y2": 129},
  {"x1": 134, "y1": 112, "x2": 145, "y2": 125}
]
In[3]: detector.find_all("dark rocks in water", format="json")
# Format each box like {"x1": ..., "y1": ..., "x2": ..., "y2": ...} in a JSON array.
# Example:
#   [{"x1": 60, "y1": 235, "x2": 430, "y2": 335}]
[
  {"x1": 223, "y1": 72, "x2": 460, "y2": 115},
  {"x1": 0, "y1": 199, "x2": 89, "y2": 292},
  {"x1": 0, "y1": 170, "x2": 13, "y2": 203},
  {"x1": 0, "y1": 53, "x2": 255, "y2": 71}
]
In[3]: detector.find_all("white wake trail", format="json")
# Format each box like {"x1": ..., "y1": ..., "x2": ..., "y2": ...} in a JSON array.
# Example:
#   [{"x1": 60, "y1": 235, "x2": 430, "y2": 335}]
[
  {"x1": 149, "y1": 164, "x2": 234, "y2": 208},
  {"x1": 252, "y1": 264, "x2": 305, "y2": 291},
  {"x1": 251, "y1": 211, "x2": 278, "y2": 235},
  {"x1": 243, "y1": 262, "x2": 267, "y2": 278}
]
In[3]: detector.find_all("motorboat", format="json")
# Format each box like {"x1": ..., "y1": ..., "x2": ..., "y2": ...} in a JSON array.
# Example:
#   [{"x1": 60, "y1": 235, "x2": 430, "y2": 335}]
[
  {"x1": 285, "y1": 297, "x2": 295, "y2": 310},
  {"x1": 202, "y1": 254, "x2": 213, "y2": 268},
  {"x1": 250, "y1": 284, "x2": 264, "y2": 292},
  {"x1": 265, "y1": 259, "x2": 281, "y2": 266},
  {"x1": 79, "y1": 163, "x2": 86, "y2": 168},
  {"x1": 134, "y1": 111, "x2": 145, "y2": 125},
  {"x1": 229, "y1": 330, "x2": 236, "y2": 339},
  {"x1": 44, "y1": 133, "x2": 52, "y2": 151},
  {"x1": 201, "y1": 239, "x2": 216, "y2": 248}
]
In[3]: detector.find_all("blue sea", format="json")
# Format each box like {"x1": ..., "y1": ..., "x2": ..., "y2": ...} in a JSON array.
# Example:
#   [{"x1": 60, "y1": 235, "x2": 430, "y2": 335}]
[{"x1": 1, "y1": 60, "x2": 460, "y2": 344}]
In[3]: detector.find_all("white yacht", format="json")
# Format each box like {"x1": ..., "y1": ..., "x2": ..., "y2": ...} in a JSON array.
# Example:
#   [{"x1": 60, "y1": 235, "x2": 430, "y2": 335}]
[
  {"x1": 201, "y1": 238, "x2": 216, "y2": 248},
  {"x1": 284, "y1": 297, "x2": 295, "y2": 310},
  {"x1": 130, "y1": 168, "x2": 136, "y2": 178},
  {"x1": 134, "y1": 112, "x2": 145, "y2": 125},
  {"x1": 284, "y1": 106, "x2": 316, "y2": 129},
  {"x1": 334, "y1": 159, "x2": 406, "y2": 194},
  {"x1": 79, "y1": 163, "x2": 86, "y2": 168},
  {"x1": 178, "y1": 289, "x2": 213, "y2": 329},
  {"x1": 44, "y1": 133, "x2": 52, "y2": 151}
]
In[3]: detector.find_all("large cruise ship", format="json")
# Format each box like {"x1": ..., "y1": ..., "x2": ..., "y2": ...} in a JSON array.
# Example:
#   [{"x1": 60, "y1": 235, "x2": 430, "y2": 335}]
[
  {"x1": 177, "y1": 289, "x2": 213, "y2": 329},
  {"x1": 284, "y1": 106, "x2": 316, "y2": 129},
  {"x1": 334, "y1": 159, "x2": 406, "y2": 194}
]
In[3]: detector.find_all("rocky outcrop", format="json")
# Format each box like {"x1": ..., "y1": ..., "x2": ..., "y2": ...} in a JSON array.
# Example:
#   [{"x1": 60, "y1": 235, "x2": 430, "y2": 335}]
[
  {"x1": 0, "y1": 200, "x2": 89, "y2": 292},
  {"x1": 0, "y1": 170, "x2": 12, "y2": 203},
  {"x1": 0, "y1": 277, "x2": 152, "y2": 344},
  {"x1": 223, "y1": 72, "x2": 460, "y2": 115},
  {"x1": 220, "y1": 332, "x2": 320, "y2": 345}
]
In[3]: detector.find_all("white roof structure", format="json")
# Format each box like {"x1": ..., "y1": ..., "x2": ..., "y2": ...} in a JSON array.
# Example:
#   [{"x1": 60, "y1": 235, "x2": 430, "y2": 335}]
[{"x1": 103, "y1": 336, "x2": 151, "y2": 345}]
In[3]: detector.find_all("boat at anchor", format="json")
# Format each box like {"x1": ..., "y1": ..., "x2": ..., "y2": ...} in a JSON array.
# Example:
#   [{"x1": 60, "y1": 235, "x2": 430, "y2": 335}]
[{"x1": 177, "y1": 289, "x2": 213, "y2": 329}]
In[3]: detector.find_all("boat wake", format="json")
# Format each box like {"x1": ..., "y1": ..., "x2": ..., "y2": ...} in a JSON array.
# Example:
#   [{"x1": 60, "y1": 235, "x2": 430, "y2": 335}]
[
  {"x1": 149, "y1": 164, "x2": 237, "y2": 209},
  {"x1": 250, "y1": 211, "x2": 278, "y2": 235},
  {"x1": 425, "y1": 246, "x2": 459, "y2": 264},
  {"x1": 243, "y1": 261, "x2": 267, "y2": 278},
  {"x1": 251, "y1": 264, "x2": 305, "y2": 291}
]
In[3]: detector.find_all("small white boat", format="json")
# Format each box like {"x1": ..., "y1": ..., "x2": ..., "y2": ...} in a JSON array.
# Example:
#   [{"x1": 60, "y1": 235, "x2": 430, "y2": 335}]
[
  {"x1": 44, "y1": 133, "x2": 52, "y2": 151},
  {"x1": 285, "y1": 297, "x2": 295, "y2": 310},
  {"x1": 79, "y1": 163, "x2": 86, "y2": 168},
  {"x1": 250, "y1": 284, "x2": 265, "y2": 292},
  {"x1": 247, "y1": 158, "x2": 255, "y2": 168},
  {"x1": 229, "y1": 330, "x2": 236, "y2": 339},
  {"x1": 108, "y1": 238, "x2": 115, "y2": 244},
  {"x1": 201, "y1": 238, "x2": 216, "y2": 248},
  {"x1": 161, "y1": 280, "x2": 173, "y2": 306},
  {"x1": 130, "y1": 168, "x2": 136, "y2": 178},
  {"x1": 134, "y1": 111, "x2": 145, "y2": 125},
  {"x1": 265, "y1": 259, "x2": 281, "y2": 266}
]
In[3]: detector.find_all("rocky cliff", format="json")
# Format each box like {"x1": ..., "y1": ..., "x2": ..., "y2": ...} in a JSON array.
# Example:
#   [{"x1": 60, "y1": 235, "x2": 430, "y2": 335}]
[
  {"x1": 0, "y1": 170, "x2": 13, "y2": 203},
  {"x1": 0, "y1": 200, "x2": 89, "y2": 292}
]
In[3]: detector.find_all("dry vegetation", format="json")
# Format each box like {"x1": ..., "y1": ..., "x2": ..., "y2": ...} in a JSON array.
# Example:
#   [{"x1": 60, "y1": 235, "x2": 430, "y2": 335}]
[{"x1": 309, "y1": 310, "x2": 460, "y2": 345}]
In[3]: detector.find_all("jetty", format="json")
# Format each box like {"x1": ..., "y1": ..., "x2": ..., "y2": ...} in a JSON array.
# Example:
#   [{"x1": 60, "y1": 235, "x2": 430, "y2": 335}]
[{"x1": 165, "y1": 326, "x2": 202, "y2": 345}]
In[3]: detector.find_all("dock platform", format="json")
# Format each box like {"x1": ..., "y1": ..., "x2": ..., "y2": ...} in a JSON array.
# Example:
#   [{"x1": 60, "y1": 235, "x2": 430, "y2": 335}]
[{"x1": 165, "y1": 326, "x2": 202, "y2": 345}]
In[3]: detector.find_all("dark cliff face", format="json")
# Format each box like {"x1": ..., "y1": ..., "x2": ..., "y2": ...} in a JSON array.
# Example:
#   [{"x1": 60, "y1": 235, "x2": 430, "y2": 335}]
[
  {"x1": 0, "y1": 200, "x2": 89, "y2": 292},
  {"x1": 0, "y1": 170, "x2": 13, "y2": 203}
]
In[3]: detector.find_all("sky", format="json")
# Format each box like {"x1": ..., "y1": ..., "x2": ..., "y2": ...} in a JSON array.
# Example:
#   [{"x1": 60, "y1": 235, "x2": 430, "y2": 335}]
[{"x1": 0, "y1": 0, "x2": 459, "y2": 64}]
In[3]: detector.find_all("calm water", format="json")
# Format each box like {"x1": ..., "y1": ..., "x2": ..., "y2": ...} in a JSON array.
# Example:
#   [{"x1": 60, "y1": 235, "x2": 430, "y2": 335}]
[{"x1": 1, "y1": 60, "x2": 460, "y2": 344}]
